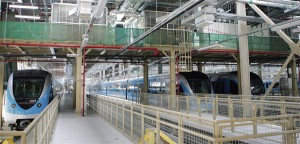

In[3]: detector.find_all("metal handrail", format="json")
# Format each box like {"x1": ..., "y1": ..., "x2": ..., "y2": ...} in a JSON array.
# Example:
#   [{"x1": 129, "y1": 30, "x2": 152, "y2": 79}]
[{"x1": 90, "y1": 94, "x2": 300, "y2": 144}]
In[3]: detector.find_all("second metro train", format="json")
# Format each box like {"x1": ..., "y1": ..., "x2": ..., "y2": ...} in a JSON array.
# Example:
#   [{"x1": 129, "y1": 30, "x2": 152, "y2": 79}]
[
  {"x1": 88, "y1": 71, "x2": 265, "y2": 101},
  {"x1": 209, "y1": 71, "x2": 265, "y2": 95},
  {"x1": 87, "y1": 71, "x2": 213, "y2": 100}
]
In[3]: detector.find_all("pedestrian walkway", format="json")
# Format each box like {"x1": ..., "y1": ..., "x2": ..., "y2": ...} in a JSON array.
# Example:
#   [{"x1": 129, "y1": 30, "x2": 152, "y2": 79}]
[{"x1": 50, "y1": 92, "x2": 131, "y2": 144}]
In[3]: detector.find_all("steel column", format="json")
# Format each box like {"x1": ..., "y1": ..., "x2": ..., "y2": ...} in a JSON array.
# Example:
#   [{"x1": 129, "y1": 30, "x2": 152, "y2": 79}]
[
  {"x1": 158, "y1": 63, "x2": 163, "y2": 74},
  {"x1": 169, "y1": 49, "x2": 176, "y2": 110},
  {"x1": 237, "y1": 2, "x2": 251, "y2": 96},
  {"x1": 143, "y1": 63, "x2": 148, "y2": 93},
  {"x1": 258, "y1": 64, "x2": 263, "y2": 78},
  {"x1": 0, "y1": 60, "x2": 4, "y2": 129},
  {"x1": 197, "y1": 62, "x2": 203, "y2": 72},
  {"x1": 237, "y1": 2, "x2": 251, "y2": 118},
  {"x1": 292, "y1": 56, "x2": 298, "y2": 96},
  {"x1": 75, "y1": 49, "x2": 83, "y2": 115}
]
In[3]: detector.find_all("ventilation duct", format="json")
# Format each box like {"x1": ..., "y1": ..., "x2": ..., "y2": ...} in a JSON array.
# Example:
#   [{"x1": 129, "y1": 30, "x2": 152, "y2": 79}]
[
  {"x1": 78, "y1": 0, "x2": 93, "y2": 20},
  {"x1": 181, "y1": 6, "x2": 216, "y2": 28},
  {"x1": 51, "y1": 3, "x2": 107, "y2": 24}
]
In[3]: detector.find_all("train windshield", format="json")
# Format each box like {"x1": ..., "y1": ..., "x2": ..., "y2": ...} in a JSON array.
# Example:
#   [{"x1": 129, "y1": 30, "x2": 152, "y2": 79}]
[
  {"x1": 187, "y1": 79, "x2": 211, "y2": 93},
  {"x1": 250, "y1": 75, "x2": 265, "y2": 95},
  {"x1": 13, "y1": 76, "x2": 45, "y2": 98}
]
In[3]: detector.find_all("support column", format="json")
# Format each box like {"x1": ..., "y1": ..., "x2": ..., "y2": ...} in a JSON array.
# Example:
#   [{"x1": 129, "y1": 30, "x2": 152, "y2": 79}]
[
  {"x1": 158, "y1": 63, "x2": 163, "y2": 74},
  {"x1": 75, "y1": 49, "x2": 82, "y2": 115},
  {"x1": 258, "y1": 64, "x2": 263, "y2": 78},
  {"x1": 170, "y1": 50, "x2": 176, "y2": 96},
  {"x1": 0, "y1": 61, "x2": 5, "y2": 129},
  {"x1": 73, "y1": 63, "x2": 76, "y2": 108},
  {"x1": 112, "y1": 65, "x2": 115, "y2": 80},
  {"x1": 170, "y1": 49, "x2": 176, "y2": 110},
  {"x1": 119, "y1": 64, "x2": 122, "y2": 79},
  {"x1": 237, "y1": 2, "x2": 251, "y2": 96},
  {"x1": 143, "y1": 63, "x2": 148, "y2": 93},
  {"x1": 237, "y1": 2, "x2": 251, "y2": 118},
  {"x1": 225, "y1": 65, "x2": 230, "y2": 71},
  {"x1": 99, "y1": 71, "x2": 102, "y2": 81},
  {"x1": 102, "y1": 70, "x2": 106, "y2": 81},
  {"x1": 292, "y1": 56, "x2": 298, "y2": 96},
  {"x1": 237, "y1": 62, "x2": 242, "y2": 95},
  {"x1": 197, "y1": 62, "x2": 203, "y2": 72}
]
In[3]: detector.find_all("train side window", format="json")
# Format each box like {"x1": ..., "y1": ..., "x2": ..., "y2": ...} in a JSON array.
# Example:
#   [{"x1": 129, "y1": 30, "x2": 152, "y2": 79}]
[{"x1": 274, "y1": 82, "x2": 279, "y2": 88}]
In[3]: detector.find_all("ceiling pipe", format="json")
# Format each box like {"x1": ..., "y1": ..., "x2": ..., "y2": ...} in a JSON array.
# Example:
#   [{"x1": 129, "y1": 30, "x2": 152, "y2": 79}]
[
  {"x1": 200, "y1": 49, "x2": 290, "y2": 55},
  {"x1": 261, "y1": 0, "x2": 300, "y2": 6},
  {"x1": 0, "y1": 54, "x2": 69, "y2": 57},
  {"x1": 0, "y1": 43, "x2": 158, "y2": 51},
  {"x1": 50, "y1": 47, "x2": 56, "y2": 58},
  {"x1": 237, "y1": 0, "x2": 299, "y2": 8},
  {"x1": 85, "y1": 61, "x2": 146, "y2": 64},
  {"x1": 0, "y1": 43, "x2": 80, "y2": 48},
  {"x1": 0, "y1": 59, "x2": 69, "y2": 62}
]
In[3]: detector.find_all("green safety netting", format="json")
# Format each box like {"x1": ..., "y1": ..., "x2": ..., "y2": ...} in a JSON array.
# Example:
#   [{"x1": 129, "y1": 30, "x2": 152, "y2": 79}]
[{"x1": 0, "y1": 22, "x2": 296, "y2": 52}]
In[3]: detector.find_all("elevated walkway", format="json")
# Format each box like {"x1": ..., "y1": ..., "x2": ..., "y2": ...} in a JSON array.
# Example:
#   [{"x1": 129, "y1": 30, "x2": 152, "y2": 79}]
[
  {"x1": 0, "y1": 22, "x2": 296, "y2": 53},
  {"x1": 88, "y1": 94, "x2": 300, "y2": 144},
  {"x1": 51, "y1": 93, "x2": 131, "y2": 144}
]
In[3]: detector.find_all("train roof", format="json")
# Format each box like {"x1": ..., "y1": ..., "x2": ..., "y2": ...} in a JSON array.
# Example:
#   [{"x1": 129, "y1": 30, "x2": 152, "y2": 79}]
[
  {"x1": 180, "y1": 71, "x2": 209, "y2": 79},
  {"x1": 13, "y1": 69, "x2": 51, "y2": 77}
]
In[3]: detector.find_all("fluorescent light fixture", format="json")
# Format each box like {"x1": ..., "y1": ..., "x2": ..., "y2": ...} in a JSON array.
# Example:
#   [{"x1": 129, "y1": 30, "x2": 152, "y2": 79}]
[
  {"x1": 81, "y1": 36, "x2": 89, "y2": 48},
  {"x1": 271, "y1": 19, "x2": 300, "y2": 31},
  {"x1": 196, "y1": 44, "x2": 219, "y2": 51},
  {"x1": 100, "y1": 49, "x2": 107, "y2": 55},
  {"x1": 15, "y1": 15, "x2": 40, "y2": 19},
  {"x1": 10, "y1": 5, "x2": 38, "y2": 9},
  {"x1": 67, "y1": 54, "x2": 80, "y2": 57},
  {"x1": 50, "y1": 47, "x2": 56, "y2": 59}
]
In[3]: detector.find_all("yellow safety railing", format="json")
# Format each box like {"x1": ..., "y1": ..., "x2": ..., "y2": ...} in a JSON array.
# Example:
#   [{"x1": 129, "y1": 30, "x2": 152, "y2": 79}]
[
  {"x1": 140, "y1": 93, "x2": 300, "y2": 119},
  {"x1": 89, "y1": 94, "x2": 300, "y2": 144},
  {"x1": 0, "y1": 94, "x2": 61, "y2": 144}
]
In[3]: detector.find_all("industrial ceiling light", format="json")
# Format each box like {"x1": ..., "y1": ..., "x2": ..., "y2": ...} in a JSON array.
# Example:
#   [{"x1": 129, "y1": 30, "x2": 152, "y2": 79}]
[
  {"x1": 15, "y1": 15, "x2": 40, "y2": 19},
  {"x1": 271, "y1": 19, "x2": 300, "y2": 31},
  {"x1": 100, "y1": 49, "x2": 107, "y2": 55},
  {"x1": 10, "y1": 5, "x2": 38, "y2": 9}
]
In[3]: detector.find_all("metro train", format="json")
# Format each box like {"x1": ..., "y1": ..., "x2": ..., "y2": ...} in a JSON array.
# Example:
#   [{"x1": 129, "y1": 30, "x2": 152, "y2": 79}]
[
  {"x1": 209, "y1": 71, "x2": 265, "y2": 95},
  {"x1": 4, "y1": 70, "x2": 54, "y2": 130},
  {"x1": 87, "y1": 71, "x2": 213, "y2": 100}
]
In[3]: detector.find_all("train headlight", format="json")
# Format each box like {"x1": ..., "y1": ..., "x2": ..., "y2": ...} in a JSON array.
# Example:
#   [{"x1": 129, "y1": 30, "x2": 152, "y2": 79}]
[
  {"x1": 12, "y1": 104, "x2": 16, "y2": 108},
  {"x1": 37, "y1": 103, "x2": 42, "y2": 108}
]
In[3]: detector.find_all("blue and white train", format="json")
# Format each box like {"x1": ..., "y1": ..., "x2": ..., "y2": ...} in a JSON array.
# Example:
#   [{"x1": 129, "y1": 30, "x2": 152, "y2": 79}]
[
  {"x1": 87, "y1": 71, "x2": 213, "y2": 100},
  {"x1": 209, "y1": 71, "x2": 265, "y2": 95},
  {"x1": 4, "y1": 70, "x2": 54, "y2": 130}
]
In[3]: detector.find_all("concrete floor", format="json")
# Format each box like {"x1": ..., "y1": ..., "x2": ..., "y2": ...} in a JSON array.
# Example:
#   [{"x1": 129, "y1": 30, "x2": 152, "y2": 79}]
[{"x1": 50, "y1": 92, "x2": 132, "y2": 144}]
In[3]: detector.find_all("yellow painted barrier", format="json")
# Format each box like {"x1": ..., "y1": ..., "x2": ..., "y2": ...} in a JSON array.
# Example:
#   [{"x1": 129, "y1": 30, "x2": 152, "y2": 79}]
[{"x1": 139, "y1": 129, "x2": 176, "y2": 144}]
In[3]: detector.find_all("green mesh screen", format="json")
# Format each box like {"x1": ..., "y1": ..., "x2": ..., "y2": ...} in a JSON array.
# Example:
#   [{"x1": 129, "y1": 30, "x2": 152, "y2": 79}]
[{"x1": 0, "y1": 21, "x2": 296, "y2": 52}]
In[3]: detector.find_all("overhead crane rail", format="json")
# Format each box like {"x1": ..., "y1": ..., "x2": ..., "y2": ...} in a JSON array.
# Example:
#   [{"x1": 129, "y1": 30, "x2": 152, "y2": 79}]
[{"x1": 88, "y1": 94, "x2": 300, "y2": 144}]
